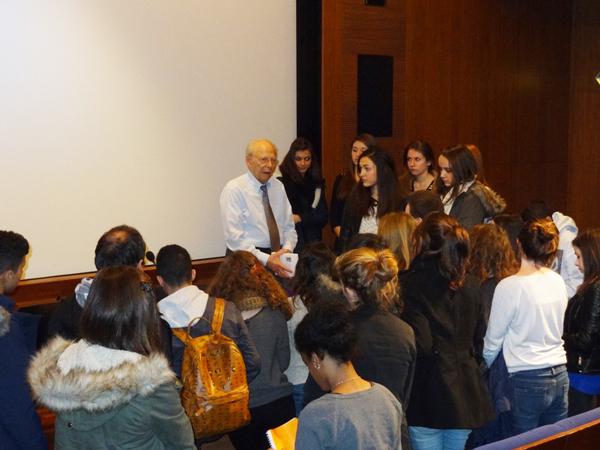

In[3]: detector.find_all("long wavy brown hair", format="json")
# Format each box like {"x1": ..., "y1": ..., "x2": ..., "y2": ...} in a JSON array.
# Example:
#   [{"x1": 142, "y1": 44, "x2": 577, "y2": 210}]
[
  {"x1": 573, "y1": 228, "x2": 600, "y2": 294},
  {"x1": 469, "y1": 224, "x2": 518, "y2": 282},
  {"x1": 207, "y1": 251, "x2": 293, "y2": 320}
]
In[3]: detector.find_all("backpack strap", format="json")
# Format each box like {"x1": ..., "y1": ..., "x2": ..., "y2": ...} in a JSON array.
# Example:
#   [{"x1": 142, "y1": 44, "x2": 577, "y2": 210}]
[{"x1": 211, "y1": 297, "x2": 226, "y2": 334}]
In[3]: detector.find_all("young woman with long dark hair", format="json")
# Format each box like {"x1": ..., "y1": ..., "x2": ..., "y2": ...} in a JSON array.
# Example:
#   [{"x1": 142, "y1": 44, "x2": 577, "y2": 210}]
[
  {"x1": 279, "y1": 137, "x2": 328, "y2": 252},
  {"x1": 330, "y1": 133, "x2": 376, "y2": 250},
  {"x1": 563, "y1": 228, "x2": 600, "y2": 416},
  {"x1": 28, "y1": 266, "x2": 195, "y2": 450},
  {"x1": 401, "y1": 213, "x2": 494, "y2": 450},
  {"x1": 437, "y1": 145, "x2": 506, "y2": 229},
  {"x1": 339, "y1": 147, "x2": 403, "y2": 251}
]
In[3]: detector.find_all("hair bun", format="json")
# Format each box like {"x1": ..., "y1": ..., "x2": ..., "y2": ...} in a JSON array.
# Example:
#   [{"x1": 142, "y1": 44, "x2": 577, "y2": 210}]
[{"x1": 373, "y1": 250, "x2": 398, "y2": 282}]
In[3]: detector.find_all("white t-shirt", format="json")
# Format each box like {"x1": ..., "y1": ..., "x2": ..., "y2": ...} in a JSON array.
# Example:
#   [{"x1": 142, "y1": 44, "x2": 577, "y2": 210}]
[{"x1": 483, "y1": 268, "x2": 568, "y2": 373}]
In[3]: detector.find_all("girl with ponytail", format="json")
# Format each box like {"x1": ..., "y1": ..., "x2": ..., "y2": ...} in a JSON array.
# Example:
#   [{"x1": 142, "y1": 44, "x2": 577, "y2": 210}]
[
  {"x1": 335, "y1": 247, "x2": 416, "y2": 450},
  {"x1": 400, "y1": 212, "x2": 494, "y2": 450}
]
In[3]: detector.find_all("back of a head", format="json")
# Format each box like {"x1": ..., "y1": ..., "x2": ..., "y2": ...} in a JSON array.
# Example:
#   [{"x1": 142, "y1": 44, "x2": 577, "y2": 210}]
[
  {"x1": 0, "y1": 230, "x2": 29, "y2": 274},
  {"x1": 493, "y1": 213, "x2": 525, "y2": 259},
  {"x1": 518, "y1": 219, "x2": 559, "y2": 266},
  {"x1": 208, "y1": 250, "x2": 291, "y2": 318},
  {"x1": 156, "y1": 244, "x2": 193, "y2": 288},
  {"x1": 406, "y1": 190, "x2": 444, "y2": 220},
  {"x1": 335, "y1": 247, "x2": 399, "y2": 311},
  {"x1": 294, "y1": 301, "x2": 355, "y2": 362},
  {"x1": 294, "y1": 242, "x2": 339, "y2": 309},
  {"x1": 573, "y1": 228, "x2": 600, "y2": 283},
  {"x1": 469, "y1": 224, "x2": 518, "y2": 282},
  {"x1": 521, "y1": 200, "x2": 552, "y2": 223},
  {"x1": 94, "y1": 225, "x2": 146, "y2": 270},
  {"x1": 413, "y1": 212, "x2": 470, "y2": 288},
  {"x1": 347, "y1": 233, "x2": 388, "y2": 251},
  {"x1": 80, "y1": 266, "x2": 161, "y2": 355},
  {"x1": 378, "y1": 212, "x2": 417, "y2": 271}
]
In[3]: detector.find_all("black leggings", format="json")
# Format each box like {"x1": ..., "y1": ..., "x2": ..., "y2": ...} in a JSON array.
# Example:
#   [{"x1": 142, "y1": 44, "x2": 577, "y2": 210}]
[{"x1": 229, "y1": 395, "x2": 296, "y2": 450}]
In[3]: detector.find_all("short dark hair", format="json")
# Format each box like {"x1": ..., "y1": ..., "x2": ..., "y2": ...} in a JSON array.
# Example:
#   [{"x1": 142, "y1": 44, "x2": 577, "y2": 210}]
[
  {"x1": 493, "y1": 214, "x2": 525, "y2": 260},
  {"x1": 156, "y1": 244, "x2": 193, "y2": 287},
  {"x1": 406, "y1": 190, "x2": 444, "y2": 219},
  {"x1": 294, "y1": 301, "x2": 355, "y2": 362},
  {"x1": 518, "y1": 219, "x2": 559, "y2": 266},
  {"x1": 0, "y1": 231, "x2": 29, "y2": 273},
  {"x1": 521, "y1": 200, "x2": 552, "y2": 223},
  {"x1": 80, "y1": 266, "x2": 162, "y2": 356},
  {"x1": 94, "y1": 225, "x2": 146, "y2": 270},
  {"x1": 403, "y1": 140, "x2": 435, "y2": 173}
]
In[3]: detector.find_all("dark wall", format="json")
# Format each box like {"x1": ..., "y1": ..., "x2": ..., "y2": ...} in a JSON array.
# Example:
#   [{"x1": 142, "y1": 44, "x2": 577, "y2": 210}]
[
  {"x1": 320, "y1": 0, "x2": 574, "y2": 217},
  {"x1": 568, "y1": 0, "x2": 600, "y2": 228}
]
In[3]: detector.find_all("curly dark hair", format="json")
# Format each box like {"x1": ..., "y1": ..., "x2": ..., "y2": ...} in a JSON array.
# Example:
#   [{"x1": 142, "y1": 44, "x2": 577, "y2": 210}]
[
  {"x1": 469, "y1": 224, "x2": 518, "y2": 282},
  {"x1": 294, "y1": 301, "x2": 354, "y2": 362},
  {"x1": 208, "y1": 251, "x2": 293, "y2": 320}
]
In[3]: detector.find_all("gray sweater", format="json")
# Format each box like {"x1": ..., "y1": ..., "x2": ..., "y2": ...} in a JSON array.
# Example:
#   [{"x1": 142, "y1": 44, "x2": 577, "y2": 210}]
[
  {"x1": 244, "y1": 307, "x2": 293, "y2": 408},
  {"x1": 296, "y1": 383, "x2": 403, "y2": 450}
]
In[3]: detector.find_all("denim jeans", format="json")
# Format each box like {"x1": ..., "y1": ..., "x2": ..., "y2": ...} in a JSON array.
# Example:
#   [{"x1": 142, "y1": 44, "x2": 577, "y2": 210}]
[
  {"x1": 509, "y1": 364, "x2": 569, "y2": 436},
  {"x1": 292, "y1": 383, "x2": 305, "y2": 416},
  {"x1": 409, "y1": 426, "x2": 471, "y2": 450}
]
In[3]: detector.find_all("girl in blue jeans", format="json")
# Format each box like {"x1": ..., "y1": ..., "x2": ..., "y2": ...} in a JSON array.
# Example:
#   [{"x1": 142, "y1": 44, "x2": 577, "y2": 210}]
[{"x1": 484, "y1": 219, "x2": 569, "y2": 435}]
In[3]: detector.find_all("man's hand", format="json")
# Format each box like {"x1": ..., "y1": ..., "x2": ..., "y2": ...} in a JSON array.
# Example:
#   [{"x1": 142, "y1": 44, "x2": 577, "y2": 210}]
[{"x1": 267, "y1": 248, "x2": 294, "y2": 278}]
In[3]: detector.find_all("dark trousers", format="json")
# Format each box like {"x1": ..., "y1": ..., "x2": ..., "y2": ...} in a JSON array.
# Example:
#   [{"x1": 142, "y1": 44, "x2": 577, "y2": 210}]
[
  {"x1": 568, "y1": 387, "x2": 598, "y2": 417},
  {"x1": 229, "y1": 395, "x2": 296, "y2": 450}
]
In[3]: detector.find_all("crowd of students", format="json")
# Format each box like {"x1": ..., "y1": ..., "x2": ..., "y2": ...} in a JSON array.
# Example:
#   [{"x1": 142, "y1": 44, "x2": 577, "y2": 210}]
[{"x1": 2, "y1": 137, "x2": 600, "y2": 450}]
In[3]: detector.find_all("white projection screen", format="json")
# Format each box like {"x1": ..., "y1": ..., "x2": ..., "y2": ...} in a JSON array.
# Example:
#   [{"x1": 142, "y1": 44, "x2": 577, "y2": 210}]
[{"x1": 1, "y1": 1, "x2": 296, "y2": 279}]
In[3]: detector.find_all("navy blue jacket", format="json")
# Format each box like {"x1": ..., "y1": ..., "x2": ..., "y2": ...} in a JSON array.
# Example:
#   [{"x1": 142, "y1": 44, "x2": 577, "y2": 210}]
[{"x1": 0, "y1": 294, "x2": 46, "y2": 450}]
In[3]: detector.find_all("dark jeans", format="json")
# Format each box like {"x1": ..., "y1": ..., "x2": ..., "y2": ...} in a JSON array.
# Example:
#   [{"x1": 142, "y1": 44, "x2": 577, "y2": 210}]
[
  {"x1": 509, "y1": 365, "x2": 569, "y2": 436},
  {"x1": 568, "y1": 387, "x2": 598, "y2": 417},
  {"x1": 229, "y1": 395, "x2": 296, "y2": 450}
]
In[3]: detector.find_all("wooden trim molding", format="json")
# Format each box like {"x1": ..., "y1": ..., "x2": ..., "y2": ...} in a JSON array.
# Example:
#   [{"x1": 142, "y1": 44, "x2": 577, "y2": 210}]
[{"x1": 12, "y1": 257, "x2": 224, "y2": 309}]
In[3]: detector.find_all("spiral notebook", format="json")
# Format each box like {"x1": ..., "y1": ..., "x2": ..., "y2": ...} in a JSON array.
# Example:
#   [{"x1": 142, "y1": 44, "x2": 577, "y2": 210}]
[{"x1": 266, "y1": 417, "x2": 298, "y2": 450}]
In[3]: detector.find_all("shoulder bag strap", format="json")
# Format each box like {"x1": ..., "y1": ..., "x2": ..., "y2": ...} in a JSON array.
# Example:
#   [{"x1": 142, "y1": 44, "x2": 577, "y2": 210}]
[{"x1": 211, "y1": 297, "x2": 226, "y2": 334}]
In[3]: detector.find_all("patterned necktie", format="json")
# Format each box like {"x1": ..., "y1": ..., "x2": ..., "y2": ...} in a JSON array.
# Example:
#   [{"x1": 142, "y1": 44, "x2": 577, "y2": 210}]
[{"x1": 260, "y1": 184, "x2": 281, "y2": 252}]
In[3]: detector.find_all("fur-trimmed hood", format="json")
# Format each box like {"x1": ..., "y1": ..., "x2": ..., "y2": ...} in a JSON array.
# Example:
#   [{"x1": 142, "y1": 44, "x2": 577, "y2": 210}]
[
  {"x1": 0, "y1": 306, "x2": 10, "y2": 337},
  {"x1": 469, "y1": 181, "x2": 506, "y2": 217},
  {"x1": 28, "y1": 337, "x2": 175, "y2": 413}
]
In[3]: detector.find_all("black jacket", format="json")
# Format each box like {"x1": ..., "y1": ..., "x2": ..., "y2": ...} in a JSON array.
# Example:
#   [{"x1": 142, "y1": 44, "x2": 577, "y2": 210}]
[
  {"x1": 400, "y1": 255, "x2": 494, "y2": 428},
  {"x1": 278, "y1": 176, "x2": 328, "y2": 252},
  {"x1": 563, "y1": 282, "x2": 600, "y2": 374}
]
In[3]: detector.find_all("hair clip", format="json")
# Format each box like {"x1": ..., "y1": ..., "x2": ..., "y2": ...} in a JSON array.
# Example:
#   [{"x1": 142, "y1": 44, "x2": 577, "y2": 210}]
[{"x1": 140, "y1": 282, "x2": 153, "y2": 293}]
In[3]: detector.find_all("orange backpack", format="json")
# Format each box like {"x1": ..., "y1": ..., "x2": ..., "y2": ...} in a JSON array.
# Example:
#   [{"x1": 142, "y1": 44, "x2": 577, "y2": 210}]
[{"x1": 172, "y1": 298, "x2": 250, "y2": 439}]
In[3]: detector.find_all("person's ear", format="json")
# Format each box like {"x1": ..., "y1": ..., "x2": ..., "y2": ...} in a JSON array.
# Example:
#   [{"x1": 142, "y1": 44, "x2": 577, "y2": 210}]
[
  {"x1": 311, "y1": 353, "x2": 321, "y2": 370},
  {"x1": 190, "y1": 268, "x2": 197, "y2": 283},
  {"x1": 136, "y1": 259, "x2": 144, "y2": 269},
  {"x1": 156, "y1": 275, "x2": 167, "y2": 291}
]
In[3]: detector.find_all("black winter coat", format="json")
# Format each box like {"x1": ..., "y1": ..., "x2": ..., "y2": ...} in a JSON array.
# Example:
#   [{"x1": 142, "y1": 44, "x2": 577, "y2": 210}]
[
  {"x1": 400, "y1": 255, "x2": 494, "y2": 429},
  {"x1": 563, "y1": 282, "x2": 600, "y2": 374},
  {"x1": 278, "y1": 176, "x2": 328, "y2": 252}
]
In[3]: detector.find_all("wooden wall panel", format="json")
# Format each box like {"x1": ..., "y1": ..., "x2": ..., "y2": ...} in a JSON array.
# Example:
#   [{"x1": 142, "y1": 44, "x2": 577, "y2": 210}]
[
  {"x1": 322, "y1": 0, "x2": 573, "y2": 218},
  {"x1": 568, "y1": 0, "x2": 600, "y2": 228}
]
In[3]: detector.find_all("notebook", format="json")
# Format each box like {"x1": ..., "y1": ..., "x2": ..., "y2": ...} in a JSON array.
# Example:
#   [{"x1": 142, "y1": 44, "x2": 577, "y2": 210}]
[{"x1": 266, "y1": 417, "x2": 298, "y2": 450}]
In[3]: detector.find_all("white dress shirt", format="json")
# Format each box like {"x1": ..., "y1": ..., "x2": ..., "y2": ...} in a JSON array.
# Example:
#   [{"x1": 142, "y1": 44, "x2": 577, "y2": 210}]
[
  {"x1": 220, "y1": 171, "x2": 297, "y2": 265},
  {"x1": 483, "y1": 268, "x2": 568, "y2": 373}
]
